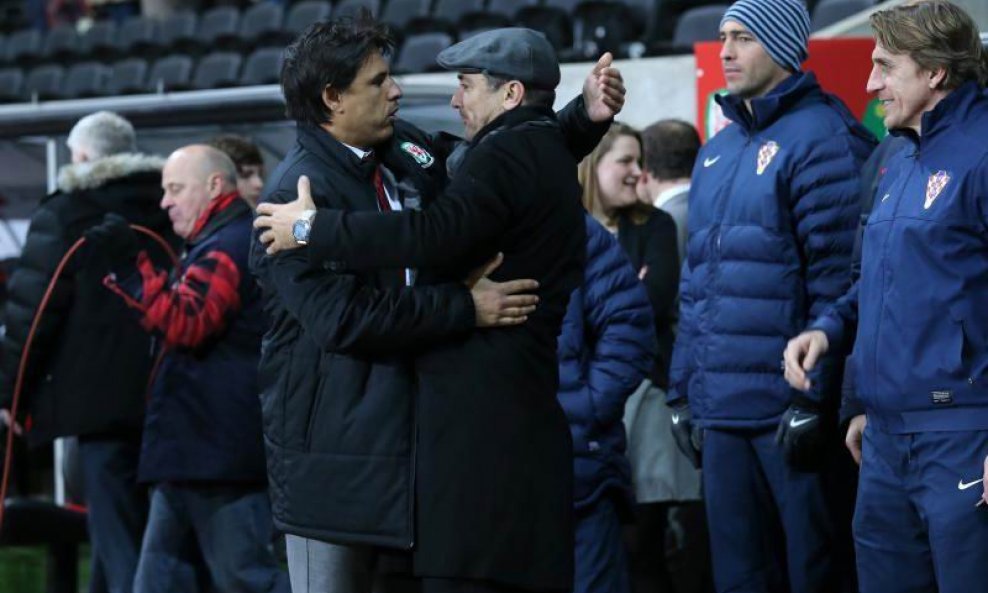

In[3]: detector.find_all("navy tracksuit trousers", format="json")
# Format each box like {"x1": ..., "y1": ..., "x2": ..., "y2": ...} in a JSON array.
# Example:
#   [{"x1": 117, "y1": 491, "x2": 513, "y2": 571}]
[
  {"x1": 854, "y1": 423, "x2": 988, "y2": 593},
  {"x1": 702, "y1": 428, "x2": 854, "y2": 593}
]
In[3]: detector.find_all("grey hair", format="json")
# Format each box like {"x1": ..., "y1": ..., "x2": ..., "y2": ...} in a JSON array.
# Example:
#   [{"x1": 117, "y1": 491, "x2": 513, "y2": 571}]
[
  {"x1": 194, "y1": 145, "x2": 239, "y2": 188},
  {"x1": 66, "y1": 111, "x2": 136, "y2": 159}
]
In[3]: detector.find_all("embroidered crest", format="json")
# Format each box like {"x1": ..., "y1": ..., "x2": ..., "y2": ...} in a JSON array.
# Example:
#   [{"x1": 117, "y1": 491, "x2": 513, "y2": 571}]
[
  {"x1": 756, "y1": 141, "x2": 779, "y2": 175},
  {"x1": 924, "y1": 170, "x2": 950, "y2": 209},
  {"x1": 400, "y1": 142, "x2": 434, "y2": 168}
]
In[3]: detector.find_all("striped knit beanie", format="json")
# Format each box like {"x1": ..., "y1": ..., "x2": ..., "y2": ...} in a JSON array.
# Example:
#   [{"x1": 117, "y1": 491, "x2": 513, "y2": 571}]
[{"x1": 721, "y1": 0, "x2": 811, "y2": 72}]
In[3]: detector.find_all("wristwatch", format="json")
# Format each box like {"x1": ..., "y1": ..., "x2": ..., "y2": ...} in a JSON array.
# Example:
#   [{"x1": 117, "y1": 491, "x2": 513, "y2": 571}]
[{"x1": 292, "y1": 209, "x2": 317, "y2": 246}]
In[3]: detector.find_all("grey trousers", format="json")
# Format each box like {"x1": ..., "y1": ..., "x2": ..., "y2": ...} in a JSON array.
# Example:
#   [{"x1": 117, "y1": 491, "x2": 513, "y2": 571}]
[{"x1": 286, "y1": 535, "x2": 411, "y2": 593}]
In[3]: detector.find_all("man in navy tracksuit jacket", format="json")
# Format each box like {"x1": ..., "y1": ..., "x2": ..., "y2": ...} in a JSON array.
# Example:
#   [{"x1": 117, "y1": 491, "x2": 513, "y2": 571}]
[
  {"x1": 667, "y1": 1, "x2": 875, "y2": 591},
  {"x1": 785, "y1": 2, "x2": 988, "y2": 591}
]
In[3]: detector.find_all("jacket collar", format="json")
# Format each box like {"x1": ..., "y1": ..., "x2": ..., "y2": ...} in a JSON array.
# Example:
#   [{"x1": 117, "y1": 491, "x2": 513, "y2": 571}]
[
  {"x1": 717, "y1": 71, "x2": 820, "y2": 133},
  {"x1": 188, "y1": 191, "x2": 247, "y2": 245},
  {"x1": 890, "y1": 81, "x2": 985, "y2": 148},
  {"x1": 471, "y1": 105, "x2": 558, "y2": 146},
  {"x1": 56, "y1": 153, "x2": 164, "y2": 193},
  {"x1": 297, "y1": 122, "x2": 377, "y2": 183}
]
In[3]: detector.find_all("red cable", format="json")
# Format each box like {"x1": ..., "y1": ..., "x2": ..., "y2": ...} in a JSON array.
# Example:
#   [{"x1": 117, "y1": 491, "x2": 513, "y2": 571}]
[{"x1": 0, "y1": 225, "x2": 179, "y2": 531}]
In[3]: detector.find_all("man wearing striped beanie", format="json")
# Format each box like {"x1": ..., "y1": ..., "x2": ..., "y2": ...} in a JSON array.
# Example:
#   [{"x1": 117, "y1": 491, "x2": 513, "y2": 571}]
[{"x1": 667, "y1": 0, "x2": 875, "y2": 592}]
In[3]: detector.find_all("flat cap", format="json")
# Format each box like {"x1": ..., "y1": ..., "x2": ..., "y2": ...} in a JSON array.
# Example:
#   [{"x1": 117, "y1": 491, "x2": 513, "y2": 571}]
[{"x1": 436, "y1": 28, "x2": 560, "y2": 90}]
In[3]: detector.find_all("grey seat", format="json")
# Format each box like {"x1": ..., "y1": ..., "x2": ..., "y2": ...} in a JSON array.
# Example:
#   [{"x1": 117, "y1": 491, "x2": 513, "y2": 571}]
[
  {"x1": 77, "y1": 20, "x2": 117, "y2": 60},
  {"x1": 484, "y1": 0, "x2": 537, "y2": 20},
  {"x1": 117, "y1": 16, "x2": 157, "y2": 55},
  {"x1": 285, "y1": 1, "x2": 332, "y2": 37},
  {"x1": 812, "y1": 0, "x2": 872, "y2": 31},
  {"x1": 24, "y1": 64, "x2": 64, "y2": 101},
  {"x1": 147, "y1": 54, "x2": 193, "y2": 92},
  {"x1": 154, "y1": 11, "x2": 198, "y2": 55},
  {"x1": 192, "y1": 51, "x2": 242, "y2": 89},
  {"x1": 393, "y1": 32, "x2": 452, "y2": 74},
  {"x1": 196, "y1": 6, "x2": 242, "y2": 51},
  {"x1": 380, "y1": 0, "x2": 431, "y2": 31},
  {"x1": 41, "y1": 23, "x2": 79, "y2": 62},
  {"x1": 240, "y1": 1, "x2": 284, "y2": 47},
  {"x1": 105, "y1": 58, "x2": 148, "y2": 95},
  {"x1": 672, "y1": 5, "x2": 730, "y2": 49},
  {"x1": 0, "y1": 67, "x2": 24, "y2": 102},
  {"x1": 5, "y1": 28, "x2": 42, "y2": 66},
  {"x1": 240, "y1": 47, "x2": 284, "y2": 86},
  {"x1": 65, "y1": 62, "x2": 111, "y2": 98},
  {"x1": 332, "y1": 0, "x2": 380, "y2": 20}
]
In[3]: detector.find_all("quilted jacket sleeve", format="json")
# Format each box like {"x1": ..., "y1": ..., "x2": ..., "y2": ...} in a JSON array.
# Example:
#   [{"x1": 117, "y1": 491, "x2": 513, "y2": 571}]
[{"x1": 667, "y1": 258, "x2": 695, "y2": 406}]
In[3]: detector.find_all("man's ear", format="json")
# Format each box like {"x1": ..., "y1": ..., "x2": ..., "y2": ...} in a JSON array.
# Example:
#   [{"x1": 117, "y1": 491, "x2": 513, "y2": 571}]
[
  {"x1": 207, "y1": 173, "x2": 223, "y2": 198},
  {"x1": 928, "y1": 66, "x2": 947, "y2": 90},
  {"x1": 502, "y1": 81, "x2": 525, "y2": 110},
  {"x1": 322, "y1": 85, "x2": 343, "y2": 115}
]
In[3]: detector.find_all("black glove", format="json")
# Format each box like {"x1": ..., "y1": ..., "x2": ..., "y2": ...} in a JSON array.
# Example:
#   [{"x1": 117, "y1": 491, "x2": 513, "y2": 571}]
[
  {"x1": 670, "y1": 401, "x2": 703, "y2": 469},
  {"x1": 84, "y1": 213, "x2": 138, "y2": 267},
  {"x1": 775, "y1": 396, "x2": 825, "y2": 471}
]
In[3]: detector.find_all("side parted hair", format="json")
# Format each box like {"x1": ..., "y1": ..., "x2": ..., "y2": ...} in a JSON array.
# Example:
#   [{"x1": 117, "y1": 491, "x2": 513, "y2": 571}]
[
  {"x1": 641, "y1": 119, "x2": 701, "y2": 181},
  {"x1": 579, "y1": 122, "x2": 653, "y2": 225},
  {"x1": 66, "y1": 111, "x2": 136, "y2": 159},
  {"x1": 281, "y1": 13, "x2": 396, "y2": 126},
  {"x1": 870, "y1": 0, "x2": 987, "y2": 89}
]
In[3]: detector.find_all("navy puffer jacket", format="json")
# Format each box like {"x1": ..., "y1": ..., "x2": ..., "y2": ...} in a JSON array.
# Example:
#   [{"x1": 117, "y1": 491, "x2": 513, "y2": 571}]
[
  {"x1": 557, "y1": 215, "x2": 655, "y2": 510},
  {"x1": 669, "y1": 72, "x2": 875, "y2": 429}
]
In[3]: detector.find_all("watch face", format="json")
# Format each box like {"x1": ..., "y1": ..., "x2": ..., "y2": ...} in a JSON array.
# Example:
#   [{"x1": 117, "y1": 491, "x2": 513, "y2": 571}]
[{"x1": 292, "y1": 219, "x2": 310, "y2": 243}]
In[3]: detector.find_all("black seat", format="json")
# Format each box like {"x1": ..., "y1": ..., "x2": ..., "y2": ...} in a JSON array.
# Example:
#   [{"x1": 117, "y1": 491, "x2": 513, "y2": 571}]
[
  {"x1": 484, "y1": 0, "x2": 538, "y2": 20},
  {"x1": 117, "y1": 16, "x2": 157, "y2": 56},
  {"x1": 457, "y1": 12, "x2": 512, "y2": 38},
  {"x1": 64, "y1": 62, "x2": 110, "y2": 98},
  {"x1": 105, "y1": 58, "x2": 148, "y2": 95},
  {"x1": 23, "y1": 64, "x2": 64, "y2": 100},
  {"x1": 284, "y1": 1, "x2": 332, "y2": 38},
  {"x1": 193, "y1": 51, "x2": 242, "y2": 89},
  {"x1": 0, "y1": 67, "x2": 23, "y2": 102},
  {"x1": 433, "y1": 0, "x2": 484, "y2": 25},
  {"x1": 380, "y1": 0, "x2": 432, "y2": 32},
  {"x1": 41, "y1": 23, "x2": 79, "y2": 63},
  {"x1": 570, "y1": 1, "x2": 637, "y2": 60},
  {"x1": 393, "y1": 32, "x2": 452, "y2": 74},
  {"x1": 196, "y1": 6, "x2": 242, "y2": 52},
  {"x1": 333, "y1": 0, "x2": 380, "y2": 19},
  {"x1": 154, "y1": 11, "x2": 198, "y2": 56},
  {"x1": 672, "y1": 4, "x2": 729, "y2": 50},
  {"x1": 515, "y1": 6, "x2": 573, "y2": 51},
  {"x1": 4, "y1": 28, "x2": 42, "y2": 66},
  {"x1": 543, "y1": 0, "x2": 583, "y2": 14},
  {"x1": 241, "y1": 47, "x2": 284, "y2": 86},
  {"x1": 77, "y1": 20, "x2": 117, "y2": 61},
  {"x1": 240, "y1": 1, "x2": 284, "y2": 48},
  {"x1": 147, "y1": 54, "x2": 193, "y2": 92},
  {"x1": 812, "y1": 0, "x2": 872, "y2": 31}
]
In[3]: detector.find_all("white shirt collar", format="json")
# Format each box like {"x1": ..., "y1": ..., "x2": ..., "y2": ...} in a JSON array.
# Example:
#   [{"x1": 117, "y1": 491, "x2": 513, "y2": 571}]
[
  {"x1": 654, "y1": 183, "x2": 690, "y2": 210},
  {"x1": 343, "y1": 143, "x2": 372, "y2": 160}
]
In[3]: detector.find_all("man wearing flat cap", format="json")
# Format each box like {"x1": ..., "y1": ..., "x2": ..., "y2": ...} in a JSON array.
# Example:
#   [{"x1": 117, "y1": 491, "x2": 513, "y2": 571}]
[
  {"x1": 666, "y1": 0, "x2": 875, "y2": 591},
  {"x1": 254, "y1": 21, "x2": 624, "y2": 593}
]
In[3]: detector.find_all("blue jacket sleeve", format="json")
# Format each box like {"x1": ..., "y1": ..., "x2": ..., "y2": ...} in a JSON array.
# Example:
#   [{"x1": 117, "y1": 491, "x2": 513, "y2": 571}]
[
  {"x1": 582, "y1": 224, "x2": 656, "y2": 427},
  {"x1": 667, "y1": 258, "x2": 695, "y2": 406}
]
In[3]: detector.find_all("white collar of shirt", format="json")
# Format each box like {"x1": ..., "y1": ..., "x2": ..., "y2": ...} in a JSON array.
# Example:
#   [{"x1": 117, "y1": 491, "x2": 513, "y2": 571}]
[
  {"x1": 654, "y1": 183, "x2": 690, "y2": 210},
  {"x1": 343, "y1": 143, "x2": 372, "y2": 160}
]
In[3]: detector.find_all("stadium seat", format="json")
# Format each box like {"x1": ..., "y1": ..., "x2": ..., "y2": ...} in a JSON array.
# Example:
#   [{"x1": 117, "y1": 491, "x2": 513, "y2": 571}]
[
  {"x1": 117, "y1": 16, "x2": 157, "y2": 56},
  {"x1": 196, "y1": 6, "x2": 242, "y2": 52},
  {"x1": 672, "y1": 4, "x2": 729, "y2": 49},
  {"x1": 393, "y1": 32, "x2": 452, "y2": 74},
  {"x1": 811, "y1": 0, "x2": 872, "y2": 31},
  {"x1": 147, "y1": 54, "x2": 193, "y2": 92},
  {"x1": 433, "y1": 0, "x2": 485, "y2": 25},
  {"x1": 484, "y1": 0, "x2": 538, "y2": 20},
  {"x1": 285, "y1": 1, "x2": 332, "y2": 37},
  {"x1": 0, "y1": 67, "x2": 23, "y2": 102},
  {"x1": 333, "y1": 0, "x2": 380, "y2": 20},
  {"x1": 41, "y1": 23, "x2": 79, "y2": 63},
  {"x1": 4, "y1": 28, "x2": 42, "y2": 66},
  {"x1": 193, "y1": 51, "x2": 242, "y2": 89},
  {"x1": 570, "y1": 1, "x2": 638, "y2": 60},
  {"x1": 543, "y1": 0, "x2": 583, "y2": 13},
  {"x1": 105, "y1": 58, "x2": 148, "y2": 95},
  {"x1": 24, "y1": 64, "x2": 64, "y2": 101},
  {"x1": 240, "y1": 1, "x2": 284, "y2": 48},
  {"x1": 380, "y1": 0, "x2": 432, "y2": 32},
  {"x1": 154, "y1": 11, "x2": 198, "y2": 56},
  {"x1": 64, "y1": 62, "x2": 111, "y2": 98},
  {"x1": 77, "y1": 20, "x2": 118, "y2": 61},
  {"x1": 241, "y1": 47, "x2": 284, "y2": 86},
  {"x1": 457, "y1": 12, "x2": 513, "y2": 39},
  {"x1": 515, "y1": 6, "x2": 573, "y2": 51}
]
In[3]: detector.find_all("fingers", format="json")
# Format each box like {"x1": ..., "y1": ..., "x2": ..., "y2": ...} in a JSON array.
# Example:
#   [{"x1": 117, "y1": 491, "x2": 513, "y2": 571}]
[
  {"x1": 592, "y1": 52, "x2": 613, "y2": 75},
  {"x1": 802, "y1": 338, "x2": 823, "y2": 372},
  {"x1": 255, "y1": 202, "x2": 276, "y2": 217},
  {"x1": 298, "y1": 175, "x2": 314, "y2": 209},
  {"x1": 845, "y1": 432, "x2": 862, "y2": 465},
  {"x1": 783, "y1": 339, "x2": 809, "y2": 391},
  {"x1": 481, "y1": 252, "x2": 504, "y2": 278},
  {"x1": 253, "y1": 215, "x2": 272, "y2": 231},
  {"x1": 501, "y1": 294, "x2": 539, "y2": 308},
  {"x1": 497, "y1": 279, "x2": 539, "y2": 295}
]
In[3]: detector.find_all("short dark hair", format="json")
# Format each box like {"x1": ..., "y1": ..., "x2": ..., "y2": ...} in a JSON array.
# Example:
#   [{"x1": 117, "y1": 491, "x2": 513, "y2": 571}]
[
  {"x1": 484, "y1": 74, "x2": 556, "y2": 110},
  {"x1": 640, "y1": 119, "x2": 701, "y2": 180},
  {"x1": 208, "y1": 134, "x2": 263, "y2": 170},
  {"x1": 281, "y1": 14, "x2": 396, "y2": 126}
]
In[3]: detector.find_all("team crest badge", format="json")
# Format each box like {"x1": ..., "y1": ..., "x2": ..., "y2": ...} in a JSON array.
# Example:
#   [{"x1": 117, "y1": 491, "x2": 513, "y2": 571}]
[
  {"x1": 756, "y1": 141, "x2": 779, "y2": 175},
  {"x1": 400, "y1": 142, "x2": 434, "y2": 168},
  {"x1": 924, "y1": 170, "x2": 950, "y2": 209}
]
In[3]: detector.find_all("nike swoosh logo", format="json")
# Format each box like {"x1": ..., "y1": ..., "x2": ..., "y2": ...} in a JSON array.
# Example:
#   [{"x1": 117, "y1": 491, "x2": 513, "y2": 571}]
[
  {"x1": 671, "y1": 414, "x2": 680, "y2": 424},
  {"x1": 958, "y1": 478, "x2": 984, "y2": 490},
  {"x1": 881, "y1": 193, "x2": 890, "y2": 202},
  {"x1": 790, "y1": 417, "x2": 815, "y2": 428},
  {"x1": 703, "y1": 156, "x2": 721, "y2": 167}
]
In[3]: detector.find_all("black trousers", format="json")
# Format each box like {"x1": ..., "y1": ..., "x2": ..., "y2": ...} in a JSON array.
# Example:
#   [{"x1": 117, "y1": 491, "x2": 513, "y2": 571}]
[{"x1": 624, "y1": 501, "x2": 714, "y2": 593}]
